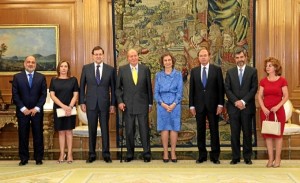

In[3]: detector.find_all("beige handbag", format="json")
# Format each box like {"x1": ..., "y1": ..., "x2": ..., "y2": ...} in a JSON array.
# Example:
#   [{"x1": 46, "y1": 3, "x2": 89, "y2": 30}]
[
  {"x1": 261, "y1": 112, "x2": 281, "y2": 135},
  {"x1": 56, "y1": 107, "x2": 77, "y2": 118}
]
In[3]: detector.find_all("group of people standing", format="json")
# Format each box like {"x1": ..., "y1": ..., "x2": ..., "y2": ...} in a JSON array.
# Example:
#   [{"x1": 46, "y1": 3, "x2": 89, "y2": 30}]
[{"x1": 12, "y1": 45, "x2": 288, "y2": 168}]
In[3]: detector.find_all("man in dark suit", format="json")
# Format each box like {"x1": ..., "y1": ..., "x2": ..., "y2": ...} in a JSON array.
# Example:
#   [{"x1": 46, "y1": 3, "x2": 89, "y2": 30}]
[
  {"x1": 225, "y1": 47, "x2": 258, "y2": 165},
  {"x1": 189, "y1": 47, "x2": 224, "y2": 164},
  {"x1": 12, "y1": 55, "x2": 47, "y2": 166},
  {"x1": 116, "y1": 49, "x2": 153, "y2": 163},
  {"x1": 80, "y1": 46, "x2": 116, "y2": 163}
]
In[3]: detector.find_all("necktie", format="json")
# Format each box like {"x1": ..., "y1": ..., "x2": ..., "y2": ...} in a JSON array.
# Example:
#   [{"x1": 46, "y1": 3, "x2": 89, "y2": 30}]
[
  {"x1": 132, "y1": 67, "x2": 138, "y2": 85},
  {"x1": 28, "y1": 73, "x2": 33, "y2": 88},
  {"x1": 96, "y1": 65, "x2": 101, "y2": 85},
  {"x1": 239, "y1": 68, "x2": 243, "y2": 85},
  {"x1": 202, "y1": 67, "x2": 207, "y2": 87}
]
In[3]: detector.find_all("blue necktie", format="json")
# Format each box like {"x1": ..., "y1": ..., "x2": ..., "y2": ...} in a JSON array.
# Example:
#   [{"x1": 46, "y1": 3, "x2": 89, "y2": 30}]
[
  {"x1": 202, "y1": 67, "x2": 207, "y2": 87},
  {"x1": 28, "y1": 73, "x2": 33, "y2": 88},
  {"x1": 239, "y1": 69, "x2": 243, "y2": 85},
  {"x1": 96, "y1": 65, "x2": 101, "y2": 85}
]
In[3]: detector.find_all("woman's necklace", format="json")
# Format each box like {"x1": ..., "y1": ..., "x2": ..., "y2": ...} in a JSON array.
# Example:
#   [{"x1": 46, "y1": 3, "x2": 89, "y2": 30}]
[{"x1": 267, "y1": 75, "x2": 279, "y2": 81}]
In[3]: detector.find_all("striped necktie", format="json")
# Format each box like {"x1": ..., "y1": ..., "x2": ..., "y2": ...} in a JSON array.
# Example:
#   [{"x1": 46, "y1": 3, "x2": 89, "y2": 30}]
[
  {"x1": 239, "y1": 68, "x2": 243, "y2": 85},
  {"x1": 202, "y1": 67, "x2": 207, "y2": 87},
  {"x1": 96, "y1": 65, "x2": 101, "y2": 85},
  {"x1": 28, "y1": 73, "x2": 33, "y2": 88}
]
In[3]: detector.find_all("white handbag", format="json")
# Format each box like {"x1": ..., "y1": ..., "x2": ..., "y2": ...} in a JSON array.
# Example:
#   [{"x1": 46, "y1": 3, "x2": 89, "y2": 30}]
[
  {"x1": 56, "y1": 107, "x2": 77, "y2": 118},
  {"x1": 261, "y1": 112, "x2": 281, "y2": 135}
]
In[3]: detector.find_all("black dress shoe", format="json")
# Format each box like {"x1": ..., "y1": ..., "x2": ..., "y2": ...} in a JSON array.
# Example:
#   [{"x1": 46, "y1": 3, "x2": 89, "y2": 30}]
[
  {"x1": 144, "y1": 157, "x2": 151, "y2": 163},
  {"x1": 124, "y1": 157, "x2": 133, "y2": 162},
  {"x1": 36, "y1": 160, "x2": 43, "y2": 165},
  {"x1": 196, "y1": 158, "x2": 207, "y2": 164},
  {"x1": 19, "y1": 160, "x2": 28, "y2": 166},
  {"x1": 244, "y1": 159, "x2": 252, "y2": 165},
  {"x1": 163, "y1": 159, "x2": 169, "y2": 163},
  {"x1": 230, "y1": 159, "x2": 240, "y2": 165},
  {"x1": 211, "y1": 159, "x2": 220, "y2": 164},
  {"x1": 104, "y1": 157, "x2": 112, "y2": 163},
  {"x1": 86, "y1": 157, "x2": 96, "y2": 163}
]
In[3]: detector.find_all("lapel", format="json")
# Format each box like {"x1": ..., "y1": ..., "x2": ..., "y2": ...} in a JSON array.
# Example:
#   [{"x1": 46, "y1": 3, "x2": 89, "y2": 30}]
[
  {"x1": 102, "y1": 63, "x2": 107, "y2": 80},
  {"x1": 193, "y1": 67, "x2": 202, "y2": 88},
  {"x1": 88, "y1": 63, "x2": 97, "y2": 84},
  {"x1": 206, "y1": 64, "x2": 213, "y2": 86},
  {"x1": 231, "y1": 67, "x2": 239, "y2": 86},
  {"x1": 241, "y1": 66, "x2": 249, "y2": 86},
  {"x1": 136, "y1": 64, "x2": 142, "y2": 86}
]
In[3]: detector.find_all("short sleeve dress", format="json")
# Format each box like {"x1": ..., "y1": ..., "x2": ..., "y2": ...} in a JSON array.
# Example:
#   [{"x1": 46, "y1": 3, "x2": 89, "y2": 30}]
[
  {"x1": 260, "y1": 76, "x2": 288, "y2": 138},
  {"x1": 154, "y1": 69, "x2": 183, "y2": 132},
  {"x1": 49, "y1": 77, "x2": 79, "y2": 131}
]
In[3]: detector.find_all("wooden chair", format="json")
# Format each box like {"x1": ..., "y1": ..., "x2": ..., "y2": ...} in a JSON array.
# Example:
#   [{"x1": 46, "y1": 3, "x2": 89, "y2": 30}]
[{"x1": 283, "y1": 100, "x2": 300, "y2": 158}]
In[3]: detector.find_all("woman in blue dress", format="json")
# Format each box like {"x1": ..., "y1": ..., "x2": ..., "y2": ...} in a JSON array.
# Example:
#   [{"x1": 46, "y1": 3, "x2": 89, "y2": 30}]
[{"x1": 154, "y1": 53, "x2": 183, "y2": 163}]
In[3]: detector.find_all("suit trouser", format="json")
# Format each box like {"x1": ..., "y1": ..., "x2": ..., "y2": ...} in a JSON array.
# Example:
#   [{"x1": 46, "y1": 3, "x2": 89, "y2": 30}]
[
  {"x1": 124, "y1": 112, "x2": 151, "y2": 158},
  {"x1": 86, "y1": 107, "x2": 110, "y2": 158},
  {"x1": 229, "y1": 111, "x2": 253, "y2": 160},
  {"x1": 196, "y1": 108, "x2": 220, "y2": 160},
  {"x1": 18, "y1": 113, "x2": 44, "y2": 161}
]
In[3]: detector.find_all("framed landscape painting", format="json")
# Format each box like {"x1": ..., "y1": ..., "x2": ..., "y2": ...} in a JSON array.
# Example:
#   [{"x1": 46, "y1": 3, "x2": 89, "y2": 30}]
[{"x1": 0, "y1": 24, "x2": 59, "y2": 75}]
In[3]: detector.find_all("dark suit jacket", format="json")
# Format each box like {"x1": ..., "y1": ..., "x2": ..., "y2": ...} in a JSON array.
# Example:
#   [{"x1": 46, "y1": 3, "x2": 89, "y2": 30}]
[
  {"x1": 12, "y1": 71, "x2": 47, "y2": 117},
  {"x1": 189, "y1": 64, "x2": 224, "y2": 112},
  {"x1": 116, "y1": 64, "x2": 153, "y2": 114},
  {"x1": 79, "y1": 62, "x2": 116, "y2": 110},
  {"x1": 224, "y1": 65, "x2": 258, "y2": 114}
]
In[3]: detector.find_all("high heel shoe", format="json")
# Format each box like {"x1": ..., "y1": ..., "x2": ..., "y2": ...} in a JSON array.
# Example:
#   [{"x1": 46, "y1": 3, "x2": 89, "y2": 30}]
[
  {"x1": 57, "y1": 153, "x2": 66, "y2": 164},
  {"x1": 67, "y1": 160, "x2": 73, "y2": 164},
  {"x1": 162, "y1": 151, "x2": 169, "y2": 163},
  {"x1": 67, "y1": 156, "x2": 73, "y2": 164},
  {"x1": 266, "y1": 162, "x2": 273, "y2": 168},
  {"x1": 273, "y1": 160, "x2": 281, "y2": 168},
  {"x1": 171, "y1": 153, "x2": 177, "y2": 163},
  {"x1": 57, "y1": 160, "x2": 65, "y2": 164},
  {"x1": 171, "y1": 159, "x2": 177, "y2": 163},
  {"x1": 163, "y1": 159, "x2": 169, "y2": 163}
]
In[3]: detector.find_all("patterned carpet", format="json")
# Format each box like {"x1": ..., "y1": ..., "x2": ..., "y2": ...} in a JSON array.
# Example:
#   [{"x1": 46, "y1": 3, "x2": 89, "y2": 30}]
[{"x1": 1, "y1": 160, "x2": 300, "y2": 183}]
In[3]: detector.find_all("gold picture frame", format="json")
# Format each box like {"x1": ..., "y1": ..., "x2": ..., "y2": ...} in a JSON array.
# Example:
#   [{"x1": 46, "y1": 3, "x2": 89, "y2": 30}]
[{"x1": 0, "y1": 24, "x2": 59, "y2": 75}]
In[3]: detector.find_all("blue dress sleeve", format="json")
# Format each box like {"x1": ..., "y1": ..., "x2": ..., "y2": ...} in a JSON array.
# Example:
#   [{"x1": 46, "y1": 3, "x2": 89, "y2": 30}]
[{"x1": 154, "y1": 72, "x2": 163, "y2": 105}]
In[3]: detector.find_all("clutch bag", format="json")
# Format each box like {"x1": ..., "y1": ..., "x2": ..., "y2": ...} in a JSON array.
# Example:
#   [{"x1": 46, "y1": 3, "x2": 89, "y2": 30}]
[
  {"x1": 56, "y1": 107, "x2": 77, "y2": 118},
  {"x1": 261, "y1": 112, "x2": 281, "y2": 135}
]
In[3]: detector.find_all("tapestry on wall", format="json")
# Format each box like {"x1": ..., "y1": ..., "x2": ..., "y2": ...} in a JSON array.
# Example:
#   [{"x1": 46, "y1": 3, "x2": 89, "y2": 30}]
[{"x1": 114, "y1": 0, "x2": 255, "y2": 147}]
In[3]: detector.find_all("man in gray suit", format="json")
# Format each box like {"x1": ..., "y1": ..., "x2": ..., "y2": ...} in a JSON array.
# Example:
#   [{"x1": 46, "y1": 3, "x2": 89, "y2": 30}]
[
  {"x1": 225, "y1": 47, "x2": 258, "y2": 165},
  {"x1": 80, "y1": 46, "x2": 116, "y2": 163},
  {"x1": 116, "y1": 49, "x2": 153, "y2": 163}
]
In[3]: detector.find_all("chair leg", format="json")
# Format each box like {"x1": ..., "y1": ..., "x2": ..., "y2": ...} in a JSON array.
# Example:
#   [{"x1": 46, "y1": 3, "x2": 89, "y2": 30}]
[
  {"x1": 97, "y1": 136, "x2": 101, "y2": 151},
  {"x1": 288, "y1": 136, "x2": 291, "y2": 159},
  {"x1": 80, "y1": 137, "x2": 83, "y2": 159}
]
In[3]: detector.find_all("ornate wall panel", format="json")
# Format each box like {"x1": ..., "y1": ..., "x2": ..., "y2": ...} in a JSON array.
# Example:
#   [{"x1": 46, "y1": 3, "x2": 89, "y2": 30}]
[
  {"x1": 256, "y1": 0, "x2": 300, "y2": 105},
  {"x1": 114, "y1": 0, "x2": 255, "y2": 147}
]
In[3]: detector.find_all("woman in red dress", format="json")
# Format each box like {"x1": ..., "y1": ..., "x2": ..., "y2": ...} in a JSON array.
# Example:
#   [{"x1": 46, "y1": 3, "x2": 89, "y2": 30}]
[{"x1": 258, "y1": 57, "x2": 288, "y2": 168}]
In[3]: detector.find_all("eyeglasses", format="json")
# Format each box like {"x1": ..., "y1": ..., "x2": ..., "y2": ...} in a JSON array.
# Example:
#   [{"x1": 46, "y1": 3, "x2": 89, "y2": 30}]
[{"x1": 93, "y1": 53, "x2": 103, "y2": 56}]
